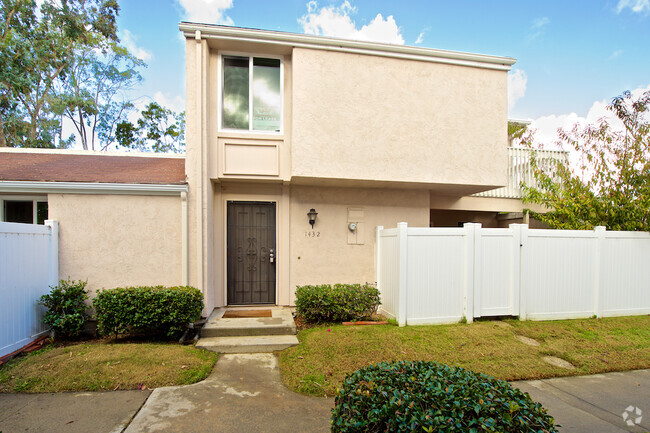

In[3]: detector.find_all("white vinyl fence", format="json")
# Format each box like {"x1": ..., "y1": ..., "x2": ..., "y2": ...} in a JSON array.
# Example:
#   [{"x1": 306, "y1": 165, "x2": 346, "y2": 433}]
[
  {"x1": 376, "y1": 223, "x2": 650, "y2": 326},
  {"x1": 0, "y1": 221, "x2": 58, "y2": 357}
]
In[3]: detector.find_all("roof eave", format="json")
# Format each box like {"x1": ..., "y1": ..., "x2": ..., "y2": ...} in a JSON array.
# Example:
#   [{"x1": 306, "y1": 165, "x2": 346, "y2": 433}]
[
  {"x1": 179, "y1": 23, "x2": 516, "y2": 71},
  {"x1": 0, "y1": 181, "x2": 188, "y2": 196}
]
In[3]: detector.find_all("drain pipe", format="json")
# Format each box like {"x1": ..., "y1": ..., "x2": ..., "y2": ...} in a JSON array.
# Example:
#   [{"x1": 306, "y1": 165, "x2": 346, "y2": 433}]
[{"x1": 181, "y1": 190, "x2": 189, "y2": 285}]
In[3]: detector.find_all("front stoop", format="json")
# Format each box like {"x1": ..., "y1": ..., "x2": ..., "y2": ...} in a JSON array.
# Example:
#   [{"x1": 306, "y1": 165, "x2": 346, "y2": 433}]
[{"x1": 196, "y1": 307, "x2": 298, "y2": 353}]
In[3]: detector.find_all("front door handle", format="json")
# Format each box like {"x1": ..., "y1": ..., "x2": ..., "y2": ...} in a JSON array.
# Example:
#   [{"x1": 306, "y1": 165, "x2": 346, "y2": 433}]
[{"x1": 269, "y1": 249, "x2": 275, "y2": 263}]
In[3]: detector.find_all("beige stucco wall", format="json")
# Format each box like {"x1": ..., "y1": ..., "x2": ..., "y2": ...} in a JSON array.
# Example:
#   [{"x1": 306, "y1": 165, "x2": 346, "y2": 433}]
[
  {"x1": 48, "y1": 194, "x2": 183, "y2": 297},
  {"x1": 291, "y1": 48, "x2": 508, "y2": 191},
  {"x1": 182, "y1": 32, "x2": 514, "y2": 309},
  {"x1": 288, "y1": 185, "x2": 430, "y2": 304},
  {"x1": 208, "y1": 184, "x2": 428, "y2": 306}
]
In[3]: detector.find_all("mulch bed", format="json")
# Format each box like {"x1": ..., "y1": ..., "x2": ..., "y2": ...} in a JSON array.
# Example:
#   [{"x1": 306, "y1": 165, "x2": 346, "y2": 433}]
[{"x1": 0, "y1": 336, "x2": 51, "y2": 366}]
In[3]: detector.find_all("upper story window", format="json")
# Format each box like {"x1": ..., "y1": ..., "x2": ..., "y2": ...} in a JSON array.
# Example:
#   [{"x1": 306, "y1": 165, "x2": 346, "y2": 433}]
[
  {"x1": 1, "y1": 197, "x2": 48, "y2": 225},
  {"x1": 221, "y1": 55, "x2": 282, "y2": 133}
]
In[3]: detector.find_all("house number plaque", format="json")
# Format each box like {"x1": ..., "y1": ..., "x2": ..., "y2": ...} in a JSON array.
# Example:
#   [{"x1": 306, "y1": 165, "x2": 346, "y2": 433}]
[{"x1": 304, "y1": 231, "x2": 320, "y2": 238}]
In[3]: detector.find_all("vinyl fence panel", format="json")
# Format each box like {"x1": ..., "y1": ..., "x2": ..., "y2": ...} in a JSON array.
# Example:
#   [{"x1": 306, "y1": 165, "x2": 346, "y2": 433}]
[
  {"x1": 376, "y1": 223, "x2": 650, "y2": 326},
  {"x1": 522, "y1": 229, "x2": 599, "y2": 320},
  {"x1": 600, "y1": 231, "x2": 650, "y2": 317},
  {"x1": 475, "y1": 227, "x2": 519, "y2": 317},
  {"x1": 405, "y1": 227, "x2": 466, "y2": 324},
  {"x1": 0, "y1": 221, "x2": 58, "y2": 358},
  {"x1": 376, "y1": 226, "x2": 400, "y2": 321}
]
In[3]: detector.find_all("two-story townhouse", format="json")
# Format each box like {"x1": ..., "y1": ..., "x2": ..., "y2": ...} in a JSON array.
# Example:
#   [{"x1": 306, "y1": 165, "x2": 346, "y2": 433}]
[
  {"x1": 1, "y1": 23, "x2": 543, "y2": 315},
  {"x1": 179, "y1": 23, "x2": 516, "y2": 312}
]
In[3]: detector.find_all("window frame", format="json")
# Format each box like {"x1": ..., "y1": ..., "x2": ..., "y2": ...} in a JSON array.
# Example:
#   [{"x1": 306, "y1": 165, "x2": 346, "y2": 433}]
[
  {"x1": 0, "y1": 195, "x2": 48, "y2": 225},
  {"x1": 218, "y1": 51, "x2": 285, "y2": 135}
]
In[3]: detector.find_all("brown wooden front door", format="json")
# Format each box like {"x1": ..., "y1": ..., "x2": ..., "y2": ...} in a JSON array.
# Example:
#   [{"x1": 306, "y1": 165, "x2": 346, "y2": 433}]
[{"x1": 227, "y1": 201, "x2": 276, "y2": 305}]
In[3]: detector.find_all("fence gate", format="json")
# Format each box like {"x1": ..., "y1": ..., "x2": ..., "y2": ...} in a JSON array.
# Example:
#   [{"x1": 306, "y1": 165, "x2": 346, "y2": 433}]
[{"x1": 473, "y1": 226, "x2": 520, "y2": 318}]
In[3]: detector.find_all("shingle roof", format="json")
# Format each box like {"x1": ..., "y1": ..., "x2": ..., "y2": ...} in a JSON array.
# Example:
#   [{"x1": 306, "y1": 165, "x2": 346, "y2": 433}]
[{"x1": 0, "y1": 152, "x2": 186, "y2": 185}]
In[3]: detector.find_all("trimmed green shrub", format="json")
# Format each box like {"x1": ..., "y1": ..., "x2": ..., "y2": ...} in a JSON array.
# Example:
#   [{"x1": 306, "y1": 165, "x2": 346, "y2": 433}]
[
  {"x1": 93, "y1": 286, "x2": 204, "y2": 338},
  {"x1": 332, "y1": 361, "x2": 558, "y2": 433},
  {"x1": 40, "y1": 279, "x2": 89, "y2": 339},
  {"x1": 295, "y1": 284, "x2": 380, "y2": 323}
]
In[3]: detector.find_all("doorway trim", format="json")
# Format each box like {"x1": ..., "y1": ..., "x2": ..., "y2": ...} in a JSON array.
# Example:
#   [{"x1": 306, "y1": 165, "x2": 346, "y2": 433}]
[
  {"x1": 226, "y1": 200, "x2": 276, "y2": 305},
  {"x1": 219, "y1": 183, "x2": 290, "y2": 307}
]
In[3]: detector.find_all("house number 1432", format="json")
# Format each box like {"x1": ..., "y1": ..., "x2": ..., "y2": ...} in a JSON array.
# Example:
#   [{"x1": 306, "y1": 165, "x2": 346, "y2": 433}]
[{"x1": 305, "y1": 231, "x2": 320, "y2": 237}]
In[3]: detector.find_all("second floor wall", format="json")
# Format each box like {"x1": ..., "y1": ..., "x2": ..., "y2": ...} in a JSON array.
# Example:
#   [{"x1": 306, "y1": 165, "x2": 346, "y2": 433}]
[
  {"x1": 291, "y1": 47, "x2": 509, "y2": 192},
  {"x1": 182, "y1": 24, "x2": 515, "y2": 193}
]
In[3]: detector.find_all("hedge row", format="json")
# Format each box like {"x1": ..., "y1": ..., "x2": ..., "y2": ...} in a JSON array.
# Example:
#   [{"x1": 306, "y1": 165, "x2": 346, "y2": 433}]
[
  {"x1": 93, "y1": 285, "x2": 204, "y2": 338},
  {"x1": 295, "y1": 283, "x2": 380, "y2": 323}
]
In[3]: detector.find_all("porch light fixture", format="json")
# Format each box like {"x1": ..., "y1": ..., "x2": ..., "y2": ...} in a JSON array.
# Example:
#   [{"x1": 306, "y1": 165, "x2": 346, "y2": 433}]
[{"x1": 307, "y1": 208, "x2": 318, "y2": 228}]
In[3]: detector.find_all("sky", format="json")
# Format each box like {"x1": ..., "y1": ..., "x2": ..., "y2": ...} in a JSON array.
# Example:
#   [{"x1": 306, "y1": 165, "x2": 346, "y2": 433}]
[{"x1": 115, "y1": 0, "x2": 650, "y2": 148}]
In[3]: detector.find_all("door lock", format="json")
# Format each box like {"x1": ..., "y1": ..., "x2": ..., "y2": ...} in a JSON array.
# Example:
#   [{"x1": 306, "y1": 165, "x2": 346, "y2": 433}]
[{"x1": 269, "y1": 249, "x2": 275, "y2": 263}]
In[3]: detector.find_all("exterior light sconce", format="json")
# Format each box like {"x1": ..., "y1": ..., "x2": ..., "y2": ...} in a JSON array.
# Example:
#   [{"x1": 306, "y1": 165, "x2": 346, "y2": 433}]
[{"x1": 307, "y1": 208, "x2": 318, "y2": 228}]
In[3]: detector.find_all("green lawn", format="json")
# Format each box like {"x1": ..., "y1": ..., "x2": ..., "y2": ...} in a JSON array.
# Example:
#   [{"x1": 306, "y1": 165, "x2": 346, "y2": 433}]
[
  {"x1": 0, "y1": 340, "x2": 217, "y2": 393},
  {"x1": 279, "y1": 315, "x2": 650, "y2": 397}
]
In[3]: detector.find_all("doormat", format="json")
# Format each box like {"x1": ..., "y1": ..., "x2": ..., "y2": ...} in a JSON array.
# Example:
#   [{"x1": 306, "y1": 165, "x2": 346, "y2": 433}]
[{"x1": 222, "y1": 310, "x2": 273, "y2": 318}]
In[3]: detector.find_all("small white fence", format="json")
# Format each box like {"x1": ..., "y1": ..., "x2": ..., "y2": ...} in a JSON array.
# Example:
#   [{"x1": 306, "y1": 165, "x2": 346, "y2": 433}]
[
  {"x1": 0, "y1": 221, "x2": 58, "y2": 357},
  {"x1": 376, "y1": 223, "x2": 650, "y2": 326}
]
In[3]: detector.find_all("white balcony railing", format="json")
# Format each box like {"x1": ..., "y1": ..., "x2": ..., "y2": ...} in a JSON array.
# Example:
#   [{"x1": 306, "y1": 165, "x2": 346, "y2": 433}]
[{"x1": 473, "y1": 147, "x2": 569, "y2": 199}]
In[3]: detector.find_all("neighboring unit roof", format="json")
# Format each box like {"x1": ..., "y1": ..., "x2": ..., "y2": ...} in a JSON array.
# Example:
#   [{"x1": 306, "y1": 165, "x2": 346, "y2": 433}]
[
  {"x1": 179, "y1": 23, "x2": 517, "y2": 71},
  {"x1": 0, "y1": 151, "x2": 186, "y2": 185}
]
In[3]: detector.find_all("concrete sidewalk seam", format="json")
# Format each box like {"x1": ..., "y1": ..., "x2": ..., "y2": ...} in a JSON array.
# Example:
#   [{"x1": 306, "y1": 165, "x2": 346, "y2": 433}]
[
  {"x1": 118, "y1": 391, "x2": 153, "y2": 433},
  {"x1": 531, "y1": 380, "x2": 638, "y2": 430},
  {"x1": 0, "y1": 394, "x2": 38, "y2": 423}
]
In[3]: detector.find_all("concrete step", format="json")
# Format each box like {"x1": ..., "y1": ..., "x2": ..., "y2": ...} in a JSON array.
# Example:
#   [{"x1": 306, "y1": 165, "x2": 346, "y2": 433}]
[
  {"x1": 196, "y1": 335, "x2": 299, "y2": 353},
  {"x1": 201, "y1": 307, "x2": 297, "y2": 338}
]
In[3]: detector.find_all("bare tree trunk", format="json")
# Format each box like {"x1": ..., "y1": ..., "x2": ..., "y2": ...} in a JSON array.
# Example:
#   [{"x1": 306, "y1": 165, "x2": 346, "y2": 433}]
[{"x1": 0, "y1": 119, "x2": 7, "y2": 147}]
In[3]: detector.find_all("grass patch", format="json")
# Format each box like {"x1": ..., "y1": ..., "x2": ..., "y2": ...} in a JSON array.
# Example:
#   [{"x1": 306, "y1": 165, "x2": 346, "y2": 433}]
[
  {"x1": 279, "y1": 315, "x2": 650, "y2": 397},
  {"x1": 0, "y1": 340, "x2": 217, "y2": 393}
]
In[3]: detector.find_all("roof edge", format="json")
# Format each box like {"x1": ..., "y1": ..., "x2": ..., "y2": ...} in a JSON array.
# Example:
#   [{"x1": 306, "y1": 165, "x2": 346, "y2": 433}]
[
  {"x1": 0, "y1": 181, "x2": 188, "y2": 196},
  {"x1": 0, "y1": 148, "x2": 186, "y2": 159},
  {"x1": 179, "y1": 23, "x2": 516, "y2": 71}
]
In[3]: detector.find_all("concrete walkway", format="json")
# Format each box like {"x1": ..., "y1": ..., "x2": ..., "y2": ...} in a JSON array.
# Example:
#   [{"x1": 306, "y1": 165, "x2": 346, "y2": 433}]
[
  {"x1": 1, "y1": 364, "x2": 648, "y2": 432},
  {"x1": 0, "y1": 390, "x2": 151, "y2": 433},
  {"x1": 124, "y1": 353, "x2": 333, "y2": 433}
]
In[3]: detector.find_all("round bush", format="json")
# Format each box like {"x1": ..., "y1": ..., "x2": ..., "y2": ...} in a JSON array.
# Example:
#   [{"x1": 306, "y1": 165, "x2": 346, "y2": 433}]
[
  {"x1": 332, "y1": 361, "x2": 558, "y2": 433},
  {"x1": 40, "y1": 279, "x2": 89, "y2": 339}
]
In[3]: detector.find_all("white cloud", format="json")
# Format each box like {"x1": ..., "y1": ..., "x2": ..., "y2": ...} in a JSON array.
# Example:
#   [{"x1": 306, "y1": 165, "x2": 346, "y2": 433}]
[
  {"x1": 529, "y1": 85, "x2": 650, "y2": 150},
  {"x1": 153, "y1": 91, "x2": 185, "y2": 113},
  {"x1": 415, "y1": 32, "x2": 424, "y2": 44},
  {"x1": 299, "y1": 1, "x2": 405, "y2": 45},
  {"x1": 616, "y1": 0, "x2": 650, "y2": 14},
  {"x1": 531, "y1": 16, "x2": 550, "y2": 29},
  {"x1": 528, "y1": 16, "x2": 549, "y2": 41},
  {"x1": 608, "y1": 49, "x2": 623, "y2": 60},
  {"x1": 177, "y1": 0, "x2": 234, "y2": 25},
  {"x1": 121, "y1": 30, "x2": 153, "y2": 62},
  {"x1": 508, "y1": 69, "x2": 527, "y2": 111}
]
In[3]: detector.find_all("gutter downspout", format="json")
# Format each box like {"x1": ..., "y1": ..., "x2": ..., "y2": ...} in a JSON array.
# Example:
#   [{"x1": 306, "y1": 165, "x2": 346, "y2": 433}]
[{"x1": 181, "y1": 190, "x2": 189, "y2": 285}]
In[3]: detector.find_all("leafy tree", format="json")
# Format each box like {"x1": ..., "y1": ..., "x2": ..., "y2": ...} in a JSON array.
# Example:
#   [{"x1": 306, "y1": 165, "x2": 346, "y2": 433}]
[
  {"x1": 522, "y1": 90, "x2": 650, "y2": 231},
  {"x1": 508, "y1": 120, "x2": 528, "y2": 142},
  {"x1": 55, "y1": 42, "x2": 144, "y2": 150},
  {"x1": 115, "y1": 102, "x2": 185, "y2": 153},
  {"x1": 0, "y1": 0, "x2": 119, "y2": 148}
]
